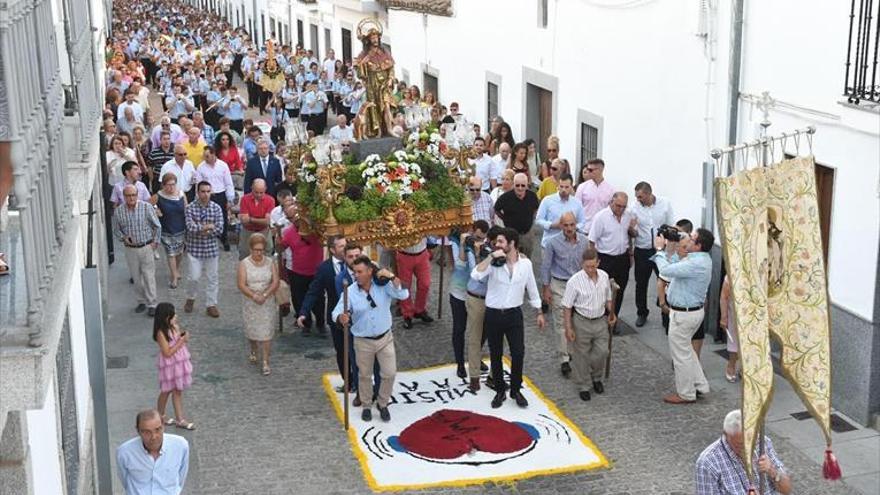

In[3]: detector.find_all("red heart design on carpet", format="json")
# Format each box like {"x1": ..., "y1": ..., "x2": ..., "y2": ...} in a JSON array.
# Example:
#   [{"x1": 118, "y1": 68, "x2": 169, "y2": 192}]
[{"x1": 397, "y1": 409, "x2": 534, "y2": 460}]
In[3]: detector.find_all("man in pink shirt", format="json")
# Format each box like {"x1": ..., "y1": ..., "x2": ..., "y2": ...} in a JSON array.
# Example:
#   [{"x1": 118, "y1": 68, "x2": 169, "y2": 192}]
[
  {"x1": 280, "y1": 204, "x2": 326, "y2": 336},
  {"x1": 574, "y1": 158, "x2": 615, "y2": 235}
]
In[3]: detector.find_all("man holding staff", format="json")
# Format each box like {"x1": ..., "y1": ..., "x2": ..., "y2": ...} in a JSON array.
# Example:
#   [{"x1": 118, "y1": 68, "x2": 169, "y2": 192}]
[{"x1": 333, "y1": 256, "x2": 409, "y2": 422}]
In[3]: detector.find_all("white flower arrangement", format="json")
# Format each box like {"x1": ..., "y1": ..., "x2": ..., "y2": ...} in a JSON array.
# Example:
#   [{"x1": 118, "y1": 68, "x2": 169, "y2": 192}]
[
  {"x1": 298, "y1": 162, "x2": 318, "y2": 184},
  {"x1": 360, "y1": 156, "x2": 426, "y2": 199}
]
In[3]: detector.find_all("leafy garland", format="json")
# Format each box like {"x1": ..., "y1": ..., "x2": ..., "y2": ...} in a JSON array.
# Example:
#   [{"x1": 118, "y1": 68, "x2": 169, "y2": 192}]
[{"x1": 296, "y1": 127, "x2": 464, "y2": 225}]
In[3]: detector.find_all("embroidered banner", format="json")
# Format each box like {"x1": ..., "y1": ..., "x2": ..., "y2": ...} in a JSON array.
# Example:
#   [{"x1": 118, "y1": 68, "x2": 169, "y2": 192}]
[
  {"x1": 716, "y1": 167, "x2": 775, "y2": 480},
  {"x1": 322, "y1": 362, "x2": 608, "y2": 491},
  {"x1": 765, "y1": 157, "x2": 832, "y2": 444}
]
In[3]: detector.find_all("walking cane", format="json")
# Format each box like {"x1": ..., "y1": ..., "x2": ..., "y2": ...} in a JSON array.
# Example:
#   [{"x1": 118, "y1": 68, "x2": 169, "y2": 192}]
[
  {"x1": 437, "y1": 236, "x2": 445, "y2": 320},
  {"x1": 276, "y1": 231, "x2": 284, "y2": 334},
  {"x1": 604, "y1": 281, "x2": 620, "y2": 379},
  {"x1": 342, "y1": 280, "x2": 351, "y2": 431}
]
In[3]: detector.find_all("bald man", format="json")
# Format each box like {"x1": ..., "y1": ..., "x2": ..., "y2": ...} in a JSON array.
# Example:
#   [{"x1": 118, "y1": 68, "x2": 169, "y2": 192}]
[
  {"x1": 113, "y1": 184, "x2": 161, "y2": 316},
  {"x1": 182, "y1": 126, "x2": 207, "y2": 166},
  {"x1": 589, "y1": 192, "x2": 638, "y2": 329},
  {"x1": 493, "y1": 173, "x2": 540, "y2": 257},
  {"x1": 540, "y1": 211, "x2": 591, "y2": 377},
  {"x1": 468, "y1": 176, "x2": 495, "y2": 225},
  {"x1": 238, "y1": 178, "x2": 277, "y2": 259}
]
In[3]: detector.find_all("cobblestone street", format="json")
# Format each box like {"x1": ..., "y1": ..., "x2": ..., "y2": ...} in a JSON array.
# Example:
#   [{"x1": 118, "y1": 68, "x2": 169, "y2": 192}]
[{"x1": 104, "y1": 239, "x2": 856, "y2": 494}]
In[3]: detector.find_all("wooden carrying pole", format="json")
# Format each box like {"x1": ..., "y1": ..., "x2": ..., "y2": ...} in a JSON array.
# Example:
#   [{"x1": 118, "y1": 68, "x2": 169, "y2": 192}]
[
  {"x1": 437, "y1": 237, "x2": 445, "y2": 320},
  {"x1": 342, "y1": 280, "x2": 350, "y2": 431}
]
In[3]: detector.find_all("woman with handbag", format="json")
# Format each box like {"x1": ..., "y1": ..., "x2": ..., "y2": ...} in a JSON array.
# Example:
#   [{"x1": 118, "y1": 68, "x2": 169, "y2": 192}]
[{"x1": 237, "y1": 233, "x2": 280, "y2": 376}]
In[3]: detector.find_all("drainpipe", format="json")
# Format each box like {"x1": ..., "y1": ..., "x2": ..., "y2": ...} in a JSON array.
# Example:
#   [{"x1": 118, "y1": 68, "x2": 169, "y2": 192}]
[{"x1": 727, "y1": 0, "x2": 745, "y2": 159}]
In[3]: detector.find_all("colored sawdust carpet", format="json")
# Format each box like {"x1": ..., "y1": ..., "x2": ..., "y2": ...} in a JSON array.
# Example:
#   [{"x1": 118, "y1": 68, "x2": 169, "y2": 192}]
[{"x1": 322, "y1": 362, "x2": 608, "y2": 491}]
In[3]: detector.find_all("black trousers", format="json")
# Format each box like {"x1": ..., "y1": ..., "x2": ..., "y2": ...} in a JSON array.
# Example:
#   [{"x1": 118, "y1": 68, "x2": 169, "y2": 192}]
[
  {"x1": 288, "y1": 271, "x2": 325, "y2": 328},
  {"x1": 450, "y1": 295, "x2": 467, "y2": 366},
  {"x1": 598, "y1": 252, "x2": 631, "y2": 316},
  {"x1": 209, "y1": 192, "x2": 229, "y2": 245},
  {"x1": 230, "y1": 119, "x2": 244, "y2": 135},
  {"x1": 307, "y1": 112, "x2": 326, "y2": 136},
  {"x1": 259, "y1": 89, "x2": 272, "y2": 114},
  {"x1": 233, "y1": 54, "x2": 244, "y2": 79},
  {"x1": 485, "y1": 307, "x2": 525, "y2": 393},
  {"x1": 270, "y1": 125, "x2": 286, "y2": 145},
  {"x1": 634, "y1": 247, "x2": 658, "y2": 317},
  {"x1": 246, "y1": 81, "x2": 260, "y2": 107}
]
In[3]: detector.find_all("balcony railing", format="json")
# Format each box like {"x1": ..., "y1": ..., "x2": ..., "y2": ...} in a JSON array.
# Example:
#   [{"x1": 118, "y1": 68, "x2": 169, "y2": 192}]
[
  {"x1": 845, "y1": 0, "x2": 880, "y2": 105},
  {"x1": 0, "y1": 0, "x2": 78, "y2": 346}
]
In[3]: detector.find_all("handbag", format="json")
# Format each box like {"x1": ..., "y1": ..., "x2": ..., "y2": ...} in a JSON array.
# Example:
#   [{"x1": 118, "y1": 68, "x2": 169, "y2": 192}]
[{"x1": 275, "y1": 279, "x2": 291, "y2": 306}]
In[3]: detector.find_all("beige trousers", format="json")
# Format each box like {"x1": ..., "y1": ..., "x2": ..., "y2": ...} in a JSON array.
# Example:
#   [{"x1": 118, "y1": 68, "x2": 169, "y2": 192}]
[
  {"x1": 465, "y1": 294, "x2": 487, "y2": 378},
  {"x1": 550, "y1": 278, "x2": 571, "y2": 363},
  {"x1": 518, "y1": 228, "x2": 537, "y2": 259},
  {"x1": 353, "y1": 332, "x2": 397, "y2": 408},
  {"x1": 124, "y1": 245, "x2": 157, "y2": 307},
  {"x1": 669, "y1": 308, "x2": 710, "y2": 400},
  {"x1": 569, "y1": 313, "x2": 609, "y2": 391}
]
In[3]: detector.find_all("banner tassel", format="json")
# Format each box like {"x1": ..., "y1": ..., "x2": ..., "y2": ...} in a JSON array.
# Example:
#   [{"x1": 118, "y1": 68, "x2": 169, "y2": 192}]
[{"x1": 822, "y1": 446, "x2": 842, "y2": 480}]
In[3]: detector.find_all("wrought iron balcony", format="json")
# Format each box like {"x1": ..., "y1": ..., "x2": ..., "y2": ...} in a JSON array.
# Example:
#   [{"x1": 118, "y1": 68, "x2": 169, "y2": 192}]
[{"x1": 844, "y1": 0, "x2": 880, "y2": 106}]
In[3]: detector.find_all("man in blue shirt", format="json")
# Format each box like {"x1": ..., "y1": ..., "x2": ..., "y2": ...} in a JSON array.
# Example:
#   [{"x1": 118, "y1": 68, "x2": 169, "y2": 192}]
[
  {"x1": 652, "y1": 228, "x2": 715, "y2": 404},
  {"x1": 534, "y1": 174, "x2": 587, "y2": 247},
  {"x1": 333, "y1": 255, "x2": 409, "y2": 422},
  {"x1": 116, "y1": 409, "x2": 189, "y2": 495}
]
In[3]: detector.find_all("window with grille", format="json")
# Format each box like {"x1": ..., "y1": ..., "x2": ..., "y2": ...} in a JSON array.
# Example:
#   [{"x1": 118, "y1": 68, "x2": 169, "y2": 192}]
[
  {"x1": 487, "y1": 81, "x2": 499, "y2": 131},
  {"x1": 297, "y1": 20, "x2": 304, "y2": 47},
  {"x1": 844, "y1": 1, "x2": 880, "y2": 105},
  {"x1": 580, "y1": 123, "x2": 599, "y2": 166},
  {"x1": 325, "y1": 28, "x2": 331, "y2": 57}
]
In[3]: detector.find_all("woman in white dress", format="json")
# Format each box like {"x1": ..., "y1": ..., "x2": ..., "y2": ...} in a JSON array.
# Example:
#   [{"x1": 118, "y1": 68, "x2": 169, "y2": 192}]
[
  {"x1": 237, "y1": 233, "x2": 280, "y2": 376},
  {"x1": 106, "y1": 135, "x2": 137, "y2": 187}
]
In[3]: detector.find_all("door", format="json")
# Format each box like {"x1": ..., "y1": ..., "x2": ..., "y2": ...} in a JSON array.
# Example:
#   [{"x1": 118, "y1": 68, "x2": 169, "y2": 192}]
[
  {"x1": 324, "y1": 28, "x2": 332, "y2": 57},
  {"x1": 423, "y1": 73, "x2": 438, "y2": 101},
  {"x1": 310, "y1": 24, "x2": 319, "y2": 53},
  {"x1": 341, "y1": 28, "x2": 353, "y2": 63},
  {"x1": 297, "y1": 20, "x2": 304, "y2": 47},
  {"x1": 526, "y1": 83, "x2": 553, "y2": 156},
  {"x1": 814, "y1": 162, "x2": 834, "y2": 266}
]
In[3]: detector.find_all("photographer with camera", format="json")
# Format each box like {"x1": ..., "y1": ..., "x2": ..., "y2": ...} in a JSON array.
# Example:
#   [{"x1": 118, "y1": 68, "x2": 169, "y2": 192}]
[
  {"x1": 449, "y1": 221, "x2": 489, "y2": 382},
  {"x1": 332, "y1": 255, "x2": 409, "y2": 422},
  {"x1": 631, "y1": 182, "x2": 675, "y2": 328},
  {"x1": 652, "y1": 227, "x2": 715, "y2": 405},
  {"x1": 463, "y1": 221, "x2": 492, "y2": 391},
  {"x1": 471, "y1": 228, "x2": 546, "y2": 409}
]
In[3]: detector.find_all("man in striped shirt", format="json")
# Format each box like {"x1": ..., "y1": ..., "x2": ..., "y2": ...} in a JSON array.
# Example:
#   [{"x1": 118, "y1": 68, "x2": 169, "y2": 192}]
[
  {"x1": 113, "y1": 184, "x2": 161, "y2": 316},
  {"x1": 561, "y1": 247, "x2": 615, "y2": 401},
  {"x1": 148, "y1": 131, "x2": 175, "y2": 192}
]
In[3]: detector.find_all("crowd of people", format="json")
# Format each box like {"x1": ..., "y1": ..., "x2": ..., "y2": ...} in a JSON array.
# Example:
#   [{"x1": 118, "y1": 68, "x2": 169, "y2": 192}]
[{"x1": 106, "y1": 2, "x2": 792, "y2": 494}]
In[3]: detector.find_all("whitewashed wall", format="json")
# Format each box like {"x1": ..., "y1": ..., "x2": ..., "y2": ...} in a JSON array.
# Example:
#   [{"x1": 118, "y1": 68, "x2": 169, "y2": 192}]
[
  {"x1": 737, "y1": 0, "x2": 879, "y2": 321},
  {"x1": 27, "y1": 378, "x2": 65, "y2": 495}
]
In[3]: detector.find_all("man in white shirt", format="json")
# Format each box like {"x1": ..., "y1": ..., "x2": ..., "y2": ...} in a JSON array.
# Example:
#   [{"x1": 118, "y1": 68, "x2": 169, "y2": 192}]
[
  {"x1": 493, "y1": 142, "x2": 511, "y2": 171},
  {"x1": 471, "y1": 228, "x2": 545, "y2": 409},
  {"x1": 328, "y1": 114, "x2": 355, "y2": 143},
  {"x1": 117, "y1": 90, "x2": 145, "y2": 124},
  {"x1": 588, "y1": 192, "x2": 637, "y2": 331},
  {"x1": 195, "y1": 146, "x2": 235, "y2": 250},
  {"x1": 631, "y1": 181, "x2": 675, "y2": 327},
  {"x1": 159, "y1": 144, "x2": 196, "y2": 201},
  {"x1": 322, "y1": 48, "x2": 337, "y2": 80},
  {"x1": 470, "y1": 137, "x2": 498, "y2": 191},
  {"x1": 562, "y1": 247, "x2": 615, "y2": 401}
]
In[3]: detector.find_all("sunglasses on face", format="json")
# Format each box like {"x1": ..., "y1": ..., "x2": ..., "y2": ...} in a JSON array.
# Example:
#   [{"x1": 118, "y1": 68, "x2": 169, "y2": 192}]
[
  {"x1": 468, "y1": 188, "x2": 481, "y2": 192},
  {"x1": 514, "y1": 184, "x2": 528, "y2": 188},
  {"x1": 547, "y1": 148, "x2": 558, "y2": 152},
  {"x1": 550, "y1": 167, "x2": 559, "y2": 171}
]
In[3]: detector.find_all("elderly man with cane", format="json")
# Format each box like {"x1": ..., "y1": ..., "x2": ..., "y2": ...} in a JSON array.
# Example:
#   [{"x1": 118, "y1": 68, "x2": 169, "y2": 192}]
[{"x1": 333, "y1": 256, "x2": 409, "y2": 422}]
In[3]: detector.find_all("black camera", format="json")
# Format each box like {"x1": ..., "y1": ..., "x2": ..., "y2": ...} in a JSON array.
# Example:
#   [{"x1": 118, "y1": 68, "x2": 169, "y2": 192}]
[
  {"x1": 465, "y1": 236, "x2": 493, "y2": 259},
  {"x1": 490, "y1": 255, "x2": 507, "y2": 267},
  {"x1": 657, "y1": 224, "x2": 683, "y2": 242}
]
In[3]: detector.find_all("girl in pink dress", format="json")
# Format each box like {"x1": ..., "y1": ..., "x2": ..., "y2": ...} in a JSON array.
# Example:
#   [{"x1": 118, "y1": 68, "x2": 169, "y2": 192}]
[{"x1": 153, "y1": 302, "x2": 196, "y2": 430}]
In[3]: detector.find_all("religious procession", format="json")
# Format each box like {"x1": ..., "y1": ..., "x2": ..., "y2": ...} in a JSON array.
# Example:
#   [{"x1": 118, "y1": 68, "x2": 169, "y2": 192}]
[{"x1": 4, "y1": 0, "x2": 876, "y2": 494}]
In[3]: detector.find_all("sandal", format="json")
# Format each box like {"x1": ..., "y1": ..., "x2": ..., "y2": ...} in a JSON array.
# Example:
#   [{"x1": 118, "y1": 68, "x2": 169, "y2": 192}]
[
  {"x1": 163, "y1": 416, "x2": 177, "y2": 426},
  {"x1": 248, "y1": 352, "x2": 257, "y2": 364},
  {"x1": 175, "y1": 419, "x2": 196, "y2": 430},
  {"x1": 0, "y1": 253, "x2": 8, "y2": 276},
  {"x1": 169, "y1": 278, "x2": 179, "y2": 289},
  {"x1": 262, "y1": 363, "x2": 271, "y2": 376}
]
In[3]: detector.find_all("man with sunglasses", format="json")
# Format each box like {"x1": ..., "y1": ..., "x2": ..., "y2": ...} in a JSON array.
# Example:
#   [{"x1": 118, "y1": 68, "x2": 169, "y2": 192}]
[
  {"x1": 333, "y1": 255, "x2": 409, "y2": 422},
  {"x1": 493, "y1": 173, "x2": 540, "y2": 257},
  {"x1": 589, "y1": 191, "x2": 638, "y2": 332},
  {"x1": 159, "y1": 144, "x2": 196, "y2": 202},
  {"x1": 468, "y1": 176, "x2": 494, "y2": 225},
  {"x1": 535, "y1": 173, "x2": 586, "y2": 248}
]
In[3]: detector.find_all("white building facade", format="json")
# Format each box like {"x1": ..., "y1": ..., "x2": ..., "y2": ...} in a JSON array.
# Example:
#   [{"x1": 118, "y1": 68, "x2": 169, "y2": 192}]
[
  {"x1": 180, "y1": 0, "x2": 880, "y2": 427},
  {"x1": 0, "y1": 0, "x2": 113, "y2": 492}
]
